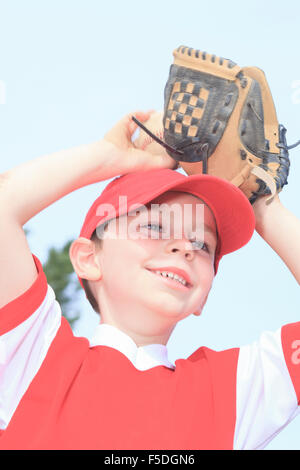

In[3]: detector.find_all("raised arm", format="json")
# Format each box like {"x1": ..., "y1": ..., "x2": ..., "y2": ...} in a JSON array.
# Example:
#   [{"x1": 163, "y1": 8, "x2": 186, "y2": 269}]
[
  {"x1": 0, "y1": 111, "x2": 176, "y2": 308},
  {"x1": 253, "y1": 194, "x2": 300, "y2": 284}
]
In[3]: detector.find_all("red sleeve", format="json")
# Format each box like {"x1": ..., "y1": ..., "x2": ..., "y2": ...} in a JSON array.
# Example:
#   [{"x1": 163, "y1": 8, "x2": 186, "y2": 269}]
[
  {"x1": 0, "y1": 254, "x2": 48, "y2": 335},
  {"x1": 281, "y1": 321, "x2": 300, "y2": 404}
]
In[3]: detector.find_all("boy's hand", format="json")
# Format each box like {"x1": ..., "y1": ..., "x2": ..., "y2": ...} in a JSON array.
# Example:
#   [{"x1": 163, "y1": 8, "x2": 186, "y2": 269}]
[{"x1": 103, "y1": 111, "x2": 178, "y2": 174}]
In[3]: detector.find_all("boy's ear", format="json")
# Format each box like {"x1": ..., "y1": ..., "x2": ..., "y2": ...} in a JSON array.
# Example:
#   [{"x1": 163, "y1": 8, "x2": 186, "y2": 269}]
[{"x1": 69, "y1": 237, "x2": 102, "y2": 281}]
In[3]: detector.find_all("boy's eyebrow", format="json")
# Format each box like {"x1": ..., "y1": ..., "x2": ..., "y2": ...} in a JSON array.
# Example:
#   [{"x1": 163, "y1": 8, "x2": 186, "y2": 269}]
[
  {"x1": 202, "y1": 224, "x2": 217, "y2": 236},
  {"x1": 191, "y1": 224, "x2": 217, "y2": 242}
]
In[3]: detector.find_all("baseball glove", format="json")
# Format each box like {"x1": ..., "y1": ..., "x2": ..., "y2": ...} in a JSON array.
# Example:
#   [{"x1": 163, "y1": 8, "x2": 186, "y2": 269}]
[{"x1": 133, "y1": 46, "x2": 299, "y2": 204}]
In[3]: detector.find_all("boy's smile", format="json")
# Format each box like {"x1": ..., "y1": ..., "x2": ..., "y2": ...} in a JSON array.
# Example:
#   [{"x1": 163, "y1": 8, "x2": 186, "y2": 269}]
[{"x1": 145, "y1": 266, "x2": 192, "y2": 288}]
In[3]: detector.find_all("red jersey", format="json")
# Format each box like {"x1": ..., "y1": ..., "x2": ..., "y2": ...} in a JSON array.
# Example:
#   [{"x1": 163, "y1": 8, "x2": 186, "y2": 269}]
[{"x1": 0, "y1": 254, "x2": 299, "y2": 449}]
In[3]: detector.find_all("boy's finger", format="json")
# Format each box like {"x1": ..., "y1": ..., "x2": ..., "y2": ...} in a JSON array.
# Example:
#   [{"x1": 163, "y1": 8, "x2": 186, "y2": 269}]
[
  {"x1": 129, "y1": 120, "x2": 139, "y2": 136},
  {"x1": 130, "y1": 110, "x2": 154, "y2": 123},
  {"x1": 127, "y1": 111, "x2": 154, "y2": 139}
]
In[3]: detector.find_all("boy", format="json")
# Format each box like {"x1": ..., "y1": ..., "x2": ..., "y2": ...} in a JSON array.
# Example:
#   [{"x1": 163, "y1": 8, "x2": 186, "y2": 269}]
[{"x1": 0, "y1": 111, "x2": 299, "y2": 450}]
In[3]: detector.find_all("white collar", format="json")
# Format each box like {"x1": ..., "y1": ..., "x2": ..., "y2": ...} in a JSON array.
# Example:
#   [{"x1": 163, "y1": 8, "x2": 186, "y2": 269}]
[{"x1": 89, "y1": 323, "x2": 175, "y2": 371}]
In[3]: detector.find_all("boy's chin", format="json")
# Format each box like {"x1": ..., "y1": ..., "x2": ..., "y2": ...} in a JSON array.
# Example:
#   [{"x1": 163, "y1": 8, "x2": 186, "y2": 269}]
[{"x1": 143, "y1": 299, "x2": 191, "y2": 321}]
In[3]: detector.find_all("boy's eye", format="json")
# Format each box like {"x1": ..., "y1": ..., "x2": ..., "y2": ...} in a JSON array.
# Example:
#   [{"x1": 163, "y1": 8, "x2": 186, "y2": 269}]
[
  {"x1": 142, "y1": 223, "x2": 162, "y2": 232},
  {"x1": 190, "y1": 239, "x2": 210, "y2": 253},
  {"x1": 142, "y1": 224, "x2": 210, "y2": 253}
]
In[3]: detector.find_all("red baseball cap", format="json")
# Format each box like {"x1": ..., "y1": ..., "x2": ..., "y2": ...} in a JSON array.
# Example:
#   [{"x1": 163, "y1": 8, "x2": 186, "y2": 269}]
[{"x1": 78, "y1": 168, "x2": 255, "y2": 289}]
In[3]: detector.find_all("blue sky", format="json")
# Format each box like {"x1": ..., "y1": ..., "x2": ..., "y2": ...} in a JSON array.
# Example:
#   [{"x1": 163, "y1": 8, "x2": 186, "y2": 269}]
[{"x1": 0, "y1": 0, "x2": 299, "y2": 449}]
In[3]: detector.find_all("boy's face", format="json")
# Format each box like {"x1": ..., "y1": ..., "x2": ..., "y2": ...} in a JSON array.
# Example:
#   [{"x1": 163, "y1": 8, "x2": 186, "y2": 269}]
[{"x1": 89, "y1": 190, "x2": 218, "y2": 342}]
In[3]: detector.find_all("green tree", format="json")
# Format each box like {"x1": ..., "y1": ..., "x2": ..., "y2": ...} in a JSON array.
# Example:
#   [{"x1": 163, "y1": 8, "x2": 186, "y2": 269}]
[
  {"x1": 43, "y1": 240, "x2": 81, "y2": 329},
  {"x1": 24, "y1": 229, "x2": 81, "y2": 329}
]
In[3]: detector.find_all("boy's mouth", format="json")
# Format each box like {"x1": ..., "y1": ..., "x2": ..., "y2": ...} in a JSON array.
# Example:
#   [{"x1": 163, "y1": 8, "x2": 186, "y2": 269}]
[{"x1": 146, "y1": 268, "x2": 192, "y2": 290}]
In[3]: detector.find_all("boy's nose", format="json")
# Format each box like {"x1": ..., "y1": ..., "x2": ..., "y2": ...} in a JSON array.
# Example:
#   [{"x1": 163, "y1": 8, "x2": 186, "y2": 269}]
[{"x1": 165, "y1": 238, "x2": 195, "y2": 260}]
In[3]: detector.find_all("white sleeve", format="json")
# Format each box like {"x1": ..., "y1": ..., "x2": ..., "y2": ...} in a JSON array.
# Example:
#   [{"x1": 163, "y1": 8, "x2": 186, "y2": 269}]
[
  {"x1": 234, "y1": 327, "x2": 300, "y2": 450},
  {"x1": 0, "y1": 254, "x2": 61, "y2": 431}
]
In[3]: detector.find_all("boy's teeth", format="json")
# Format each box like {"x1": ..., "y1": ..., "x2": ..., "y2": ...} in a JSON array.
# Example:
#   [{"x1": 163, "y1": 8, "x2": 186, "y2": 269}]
[{"x1": 154, "y1": 270, "x2": 187, "y2": 286}]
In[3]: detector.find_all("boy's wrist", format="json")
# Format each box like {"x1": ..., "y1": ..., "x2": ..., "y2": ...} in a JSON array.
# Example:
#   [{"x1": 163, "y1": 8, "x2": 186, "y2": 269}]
[
  {"x1": 253, "y1": 194, "x2": 283, "y2": 234},
  {"x1": 81, "y1": 139, "x2": 124, "y2": 185}
]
